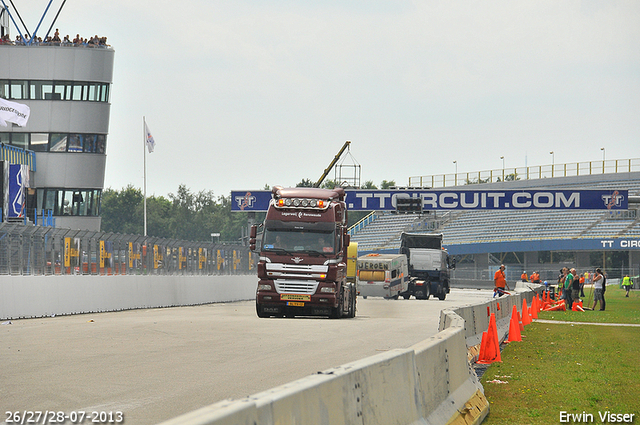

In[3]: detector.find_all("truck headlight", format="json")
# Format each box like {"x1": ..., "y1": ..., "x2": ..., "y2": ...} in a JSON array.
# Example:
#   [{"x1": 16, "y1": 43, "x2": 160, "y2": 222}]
[
  {"x1": 320, "y1": 287, "x2": 336, "y2": 293},
  {"x1": 258, "y1": 284, "x2": 273, "y2": 291}
]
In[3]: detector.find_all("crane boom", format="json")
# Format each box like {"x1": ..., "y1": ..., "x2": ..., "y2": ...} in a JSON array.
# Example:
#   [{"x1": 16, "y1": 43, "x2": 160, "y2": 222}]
[{"x1": 314, "y1": 141, "x2": 351, "y2": 188}]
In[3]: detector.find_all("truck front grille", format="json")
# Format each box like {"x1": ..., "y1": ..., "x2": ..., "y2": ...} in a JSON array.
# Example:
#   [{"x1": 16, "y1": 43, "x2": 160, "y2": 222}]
[{"x1": 274, "y1": 279, "x2": 319, "y2": 295}]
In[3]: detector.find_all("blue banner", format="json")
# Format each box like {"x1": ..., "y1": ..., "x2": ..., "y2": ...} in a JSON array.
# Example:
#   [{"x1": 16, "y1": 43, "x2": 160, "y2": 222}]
[
  {"x1": 8, "y1": 164, "x2": 26, "y2": 218},
  {"x1": 231, "y1": 189, "x2": 628, "y2": 212}
]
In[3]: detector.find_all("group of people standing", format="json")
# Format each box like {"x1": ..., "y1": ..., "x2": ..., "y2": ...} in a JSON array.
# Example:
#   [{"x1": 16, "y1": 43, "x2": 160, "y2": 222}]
[
  {"x1": 0, "y1": 29, "x2": 108, "y2": 47},
  {"x1": 558, "y1": 267, "x2": 607, "y2": 311}
]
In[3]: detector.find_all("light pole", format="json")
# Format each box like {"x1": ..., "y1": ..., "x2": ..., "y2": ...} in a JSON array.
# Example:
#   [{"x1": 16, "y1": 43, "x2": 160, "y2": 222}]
[
  {"x1": 601, "y1": 147, "x2": 605, "y2": 173},
  {"x1": 453, "y1": 160, "x2": 457, "y2": 186},
  {"x1": 550, "y1": 151, "x2": 554, "y2": 177}
]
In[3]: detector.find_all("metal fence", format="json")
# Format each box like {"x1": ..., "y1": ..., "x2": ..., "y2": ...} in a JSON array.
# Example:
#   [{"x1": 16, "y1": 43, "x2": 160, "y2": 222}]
[
  {"x1": 0, "y1": 222, "x2": 253, "y2": 276},
  {"x1": 409, "y1": 158, "x2": 640, "y2": 188}
]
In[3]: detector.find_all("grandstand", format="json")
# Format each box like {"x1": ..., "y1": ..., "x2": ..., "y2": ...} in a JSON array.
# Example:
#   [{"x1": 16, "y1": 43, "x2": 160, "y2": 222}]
[{"x1": 349, "y1": 160, "x2": 640, "y2": 280}]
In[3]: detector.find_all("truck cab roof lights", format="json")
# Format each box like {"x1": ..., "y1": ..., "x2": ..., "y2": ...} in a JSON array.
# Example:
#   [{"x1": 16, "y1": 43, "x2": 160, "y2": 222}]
[
  {"x1": 272, "y1": 186, "x2": 345, "y2": 201},
  {"x1": 275, "y1": 198, "x2": 329, "y2": 210}
]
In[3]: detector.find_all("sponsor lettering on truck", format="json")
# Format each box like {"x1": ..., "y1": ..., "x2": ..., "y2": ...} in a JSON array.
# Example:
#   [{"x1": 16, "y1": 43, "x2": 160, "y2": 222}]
[
  {"x1": 250, "y1": 186, "x2": 357, "y2": 318},
  {"x1": 357, "y1": 253, "x2": 409, "y2": 299}
]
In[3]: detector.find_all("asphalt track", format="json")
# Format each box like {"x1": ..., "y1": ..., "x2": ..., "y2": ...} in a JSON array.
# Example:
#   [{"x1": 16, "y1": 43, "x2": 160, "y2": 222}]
[{"x1": 1, "y1": 288, "x2": 492, "y2": 424}]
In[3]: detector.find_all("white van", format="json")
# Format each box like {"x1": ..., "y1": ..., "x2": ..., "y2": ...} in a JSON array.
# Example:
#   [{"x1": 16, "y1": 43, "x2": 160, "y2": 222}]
[{"x1": 357, "y1": 254, "x2": 409, "y2": 299}]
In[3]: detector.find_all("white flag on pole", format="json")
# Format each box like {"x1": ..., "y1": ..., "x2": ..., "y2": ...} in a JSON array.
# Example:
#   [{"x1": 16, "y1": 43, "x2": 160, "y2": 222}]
[
  {"x1": 145, "y1": 122, "x2": 156, "y2": 153},
  {"x1": 0, "y1": 98, "x2": 31, "y2": 127}
]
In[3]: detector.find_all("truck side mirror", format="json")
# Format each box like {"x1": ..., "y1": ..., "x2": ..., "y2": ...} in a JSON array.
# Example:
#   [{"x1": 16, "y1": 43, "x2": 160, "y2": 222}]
[{"x1": 249, "y1": 225, "x2": 257, "y2": 251}]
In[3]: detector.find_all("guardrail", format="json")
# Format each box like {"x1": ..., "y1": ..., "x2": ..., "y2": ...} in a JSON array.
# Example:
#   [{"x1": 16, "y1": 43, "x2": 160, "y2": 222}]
[{"x1": 409, "y1": 158, "x2": 640, "y2": 188}]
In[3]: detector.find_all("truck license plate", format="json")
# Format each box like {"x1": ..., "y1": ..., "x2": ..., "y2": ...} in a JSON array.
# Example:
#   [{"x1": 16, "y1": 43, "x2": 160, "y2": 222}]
[
  {"x1": 287, "y1": 301, "x2": 305, "y2": 307},
  {"x1": 281, "y1": 294, "x2": 311, "y2": 301}
]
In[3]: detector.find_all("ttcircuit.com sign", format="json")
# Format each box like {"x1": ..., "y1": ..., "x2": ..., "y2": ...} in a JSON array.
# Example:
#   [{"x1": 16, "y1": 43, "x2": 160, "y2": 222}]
[{"x1": 231, "y1": 189, "x2": 628, "y2": 212}]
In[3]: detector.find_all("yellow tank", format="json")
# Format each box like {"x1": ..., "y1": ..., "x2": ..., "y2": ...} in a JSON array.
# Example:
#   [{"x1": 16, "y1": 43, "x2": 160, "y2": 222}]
[{"x1": 347, "y1": 242, "x2": 358, "y2": 282}]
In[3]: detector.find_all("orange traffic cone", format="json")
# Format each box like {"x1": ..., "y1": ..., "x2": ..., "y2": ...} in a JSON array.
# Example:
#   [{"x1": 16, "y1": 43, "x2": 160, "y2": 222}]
[
  {"x1": 572, "y1": 300, "x2": 585, "y2": 312},
  {"x1": 505, "y1": 306, "x2": 522, "y2": 343},
  {"x1": 518, "y1": 311, "x2": 524, "y2": 331},
  {"x1": 545, "y1": 302, "x2": 566, "y2": 312},
  {"x1": 531, "y1": 296, "x2": 539, "y2": 319},
  {"x1": 521, "y1": 299, "x2": 532, "y2": 326},
  {"x1": 477, "y1": 331, "x2": 489, "y2": 361},
  {"x1": 477, "y1": 313, "x2": 502, "y2": 364}
]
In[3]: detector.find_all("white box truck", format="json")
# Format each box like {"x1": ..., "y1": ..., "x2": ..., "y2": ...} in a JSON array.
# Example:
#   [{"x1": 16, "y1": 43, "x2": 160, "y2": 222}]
[{"x1": 357, "y1": 253, "x2": 409, "y2": 299}]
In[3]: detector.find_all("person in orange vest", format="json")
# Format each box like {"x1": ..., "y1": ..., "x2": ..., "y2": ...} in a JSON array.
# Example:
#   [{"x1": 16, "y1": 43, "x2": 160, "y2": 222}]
[
  {"x1": 494, "y1": 264, "x2": 510, "y2": 297},
  {"x1": 521, "y1": 271, "x2": 528, "y2": 282},
  {"x1": 530, "y1": 271, "x2": 540, "y2": 283}
]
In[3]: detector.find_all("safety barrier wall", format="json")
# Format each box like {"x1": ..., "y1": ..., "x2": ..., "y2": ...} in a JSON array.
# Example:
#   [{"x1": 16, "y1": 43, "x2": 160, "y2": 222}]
[
  {"x1": 0, "y1": 274, "x2": 257, "y2": 320},
  {"x1": 439, "y1": 282, "x2": 540, "y2": 348},
  {"x1": 157, "y1": 283, "x2": 545, "y2": 425},
  {"x1": 160, "y1": 297, "x2": 546, "y2": 424},
  {"x1": 159, "y1": 327, "x2": 487, "y2": 425}
]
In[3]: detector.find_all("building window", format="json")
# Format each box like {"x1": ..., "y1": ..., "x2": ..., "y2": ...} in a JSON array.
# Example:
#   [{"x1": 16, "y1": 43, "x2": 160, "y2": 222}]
[
  {"x1": 11, "y1": 81, "x2": 28, "y2": 100},
  {"x1": 37, "y1": 188, "x2": 102, "y2": 216},
  {"x1": 30, "y1": 133, "x2": 49, "y2": 152},
  {"x1": 1, "y1": 133, "x2": 106, "y2": 154},
  {"x1": 1, "y1": 79, "x2": 110, "y2": 102},
  {"x1": 71, "y1": 84, "x2": 83, "y2": 101},
  {"x1": 50, "y1": 134, "x2": 68, "y2": 152},
  {"x1": 0, "y1": 80, "x2": 9, "y2": 98},
  {"x1": 68, "y1": 134, "x2": 83, "y2": 152},
  {"x1": 10, "y1": 133, "x2": 28, "y2": 149}
]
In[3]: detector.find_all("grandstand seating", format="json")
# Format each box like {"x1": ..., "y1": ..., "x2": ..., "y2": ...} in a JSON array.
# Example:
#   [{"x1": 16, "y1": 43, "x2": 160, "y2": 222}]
[{"x1": 350, "y1": 173, "x2": 640, "y2": 252}]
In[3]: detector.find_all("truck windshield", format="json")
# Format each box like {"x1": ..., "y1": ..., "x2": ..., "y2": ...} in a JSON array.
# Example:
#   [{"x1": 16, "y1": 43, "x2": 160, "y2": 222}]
[
  {"x1": 262, "y1": 229, "x2": 336, "y2": 255},
  {"x1": 401, "y1": 234, "x2": 442, "y2": 249}
]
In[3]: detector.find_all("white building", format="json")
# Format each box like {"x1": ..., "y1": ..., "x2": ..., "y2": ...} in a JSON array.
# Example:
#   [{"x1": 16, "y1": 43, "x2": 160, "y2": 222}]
[{"x1": 0, "y1": 17, "x2": 114, "y2": 231}]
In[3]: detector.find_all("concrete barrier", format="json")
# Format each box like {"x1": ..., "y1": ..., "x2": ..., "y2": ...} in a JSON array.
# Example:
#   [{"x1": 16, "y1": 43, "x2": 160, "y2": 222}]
[
  {"x1": 158, "y1": 293, "x2": 527, "y2": 425},
  {"x1": 0, "y1": 274, "x2": 257, "y2": 320},
  {"x1": 158, "y1": 286, "x2": 551, "y2": 425}
]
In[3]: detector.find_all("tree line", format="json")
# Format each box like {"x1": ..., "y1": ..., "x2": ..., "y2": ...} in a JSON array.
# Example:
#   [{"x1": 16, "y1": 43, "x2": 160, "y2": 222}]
[
  {"x1": 100, "y1": 179, "x2": 396, "y2": 242},
  {"x1": 100, "y1": 184, "x2": 250, "y2": 242}
]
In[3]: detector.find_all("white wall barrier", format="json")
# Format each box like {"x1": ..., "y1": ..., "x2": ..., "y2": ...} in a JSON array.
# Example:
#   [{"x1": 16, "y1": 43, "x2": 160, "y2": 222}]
[{"x1": 0, "y1": 274, "x2": 257, "y2": 320}]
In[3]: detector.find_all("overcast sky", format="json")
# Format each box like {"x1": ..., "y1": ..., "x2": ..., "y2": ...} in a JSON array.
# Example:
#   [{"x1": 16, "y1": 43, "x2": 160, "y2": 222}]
[{"x1": 11, "y1": 1, "x2": 640, "y2": 198}]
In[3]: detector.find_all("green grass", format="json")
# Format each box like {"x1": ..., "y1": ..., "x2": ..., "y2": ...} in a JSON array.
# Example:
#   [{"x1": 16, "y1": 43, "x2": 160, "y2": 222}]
[{"x1": 480, "y1": 288, "x2": 640, "y2": 425}]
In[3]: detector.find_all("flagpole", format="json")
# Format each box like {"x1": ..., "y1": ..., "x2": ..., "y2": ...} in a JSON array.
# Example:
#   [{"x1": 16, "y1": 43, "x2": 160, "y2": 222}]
[{"x1": 143, "y1": 116, "x2": 147, "y2": 236}]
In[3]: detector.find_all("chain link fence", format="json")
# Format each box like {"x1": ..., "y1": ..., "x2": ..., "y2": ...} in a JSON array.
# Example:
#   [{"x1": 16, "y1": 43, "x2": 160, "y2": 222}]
[{"x1": 0, "y1": 222, "x2": 254, "y2": 276}]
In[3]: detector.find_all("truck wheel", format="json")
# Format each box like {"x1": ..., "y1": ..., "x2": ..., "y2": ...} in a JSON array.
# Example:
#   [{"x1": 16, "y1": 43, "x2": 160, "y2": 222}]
[
  {"x1": 330, "y1": 288, "x2": 345, "y2": 319},
  {"x1": 437, "y1": 285, "x2": 446, "y2": 300},
  {"x1": 424, "y1": 284, "x2": 431, "y2": 300},
  {"x1": 347, "y1": 288, "x2": 357, "y2": 318}
]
